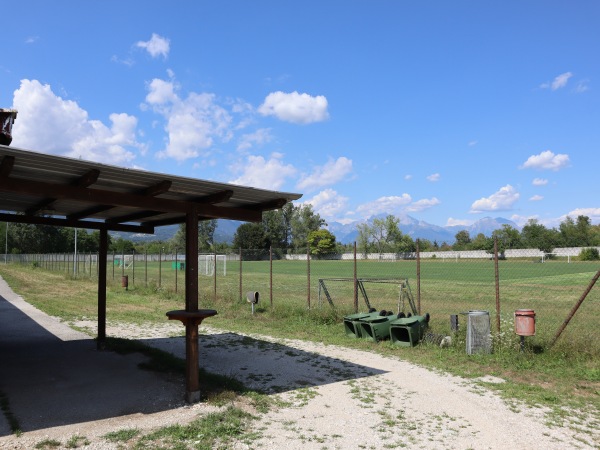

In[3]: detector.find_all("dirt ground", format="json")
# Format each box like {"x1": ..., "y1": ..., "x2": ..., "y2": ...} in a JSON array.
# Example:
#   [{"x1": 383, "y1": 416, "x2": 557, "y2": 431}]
[{"x1": 0, "y1": 276, "x2": 598, "y2": 449}]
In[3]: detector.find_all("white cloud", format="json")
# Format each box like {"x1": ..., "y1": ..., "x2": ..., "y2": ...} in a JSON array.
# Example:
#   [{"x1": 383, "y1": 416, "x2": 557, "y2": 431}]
[
  {"x1": 11, "y1": 79, "x2": 140, "y2": 164},
  {"x1": 229, "y1": 153, "x2": 296, "y2": 190},
  {"x1": 468, "y1": 140, "x2": 478, "y2": 147},
  {"x1": 296, "y1": 157, "x2": 353, "y2": 191},
  {"x1": 564, "y1": 208, "x2": 600, "y2": 223},
  {"x1": 136, "y1": 33, "x2": 170, "y2": 59},
  {"x1": 355, "y1": 195, "x2": 412, "y2": 218},
  {"x1": 405, "y1": 197, "x2": 440, "y2": 212},
  {"x1": 25, "y1": 36, "x2": 39, "y2": 44},
  {"x1": 575, "y1": 79, "x2": 590, "y2": 93},
  {"x1": 145, "y1": 78, "x2": 178, "y2": 105},
  {"x1": 532, "y1": 178, "x2": 548, "y2": 186},
  {"x1": 144, "y1": 77, "x2": 233, "y2": 162},
  {"x1": 540, "y1": 72, "x2": 573, "y2": 90},
  {"x1": 470, "y1": 185, "x2": 520, "y2": 213},
  {"x1": 304, "y1": 189, "x2": 349, "y2": 220},
  {"x1": 426, "y1": 173, "x2": 440, "y2": 182},
  {"x1": 404, "y1": 174, "x2": 412, "y2": 180},
  {"x1": 520, "y1": 150, "x2": 569, "y2": 171},
  {"x1": 529, "y1": 195, "x2": 544, "y2": 201},
  {"x1": 237, "y1": 128, "x2": 272, "y2": 151},
  {"x1": 446, "y1": 218, "x2": 473, "y2": 227},
  {"x1": 258, "y1": 91, "x2": 329, "y2": 124}
]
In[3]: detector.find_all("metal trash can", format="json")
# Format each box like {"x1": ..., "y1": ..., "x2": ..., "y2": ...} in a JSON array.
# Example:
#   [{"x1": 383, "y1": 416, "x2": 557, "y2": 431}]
[
  {"x1": 465, "y1": 310, "x2": 491, "y2": 355},
  {"x1": 514, "y1": 309, "x2": 536, "y2": 336}
]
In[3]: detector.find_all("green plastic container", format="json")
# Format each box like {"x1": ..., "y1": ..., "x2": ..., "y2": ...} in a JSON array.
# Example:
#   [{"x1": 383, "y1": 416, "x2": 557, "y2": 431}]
[
  {"x1": 390, "y1": 315, "x2": 429, "y2": 347},
  {"x1": 343, "y1": 311, "x2": 379, "y2": 338},
  {"x1": 359, "y1": 314, "x2": 399, "y2": 342}
]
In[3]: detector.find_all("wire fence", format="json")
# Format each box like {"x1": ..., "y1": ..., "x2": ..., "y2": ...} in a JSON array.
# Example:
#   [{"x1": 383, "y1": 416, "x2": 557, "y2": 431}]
[{"x1": 5, "y1": 244, "x2": 599, "y2": 355}]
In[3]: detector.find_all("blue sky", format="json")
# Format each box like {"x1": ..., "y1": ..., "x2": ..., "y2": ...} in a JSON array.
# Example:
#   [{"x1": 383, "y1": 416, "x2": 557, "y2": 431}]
[{"x1": 2, "y1": 1, "x2": 599, "y2": 229}]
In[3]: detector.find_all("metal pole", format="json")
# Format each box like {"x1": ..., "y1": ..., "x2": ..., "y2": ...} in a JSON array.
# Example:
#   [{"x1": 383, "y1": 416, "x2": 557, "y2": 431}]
[
  {"x1": 353, "y1": 241, "x2": 358, "y2": 313},
  {"x1": 270, "y1": 246, "x2": 273, "y2": 307},
  {"x1": 307, "y1": 247, "x2": 310, "y2": 309},
  {"x1": 73, "y1": 228, "x2": 78, "y2": 275},
  {"x1": 416, "y1": 239, "x2": 421, "y2": 315},
  {"x1": 239, "y1": 247, "x2": 242, "y2": 302},
  {"x1": 494, "y1": 237, "x2": 501, "y2": 333},
  {"x1": 214, "y1": 248, "x2": 217, "y2": 303},
  {"x1": 5, "y1": 222, "x2": 8, "y2": 264},
  {"x1": 175, "y1": 247, "x2": 178, "y2": 293},
  {"x1": 550, "y1": 269, "x2": 600, "y2": 347}
]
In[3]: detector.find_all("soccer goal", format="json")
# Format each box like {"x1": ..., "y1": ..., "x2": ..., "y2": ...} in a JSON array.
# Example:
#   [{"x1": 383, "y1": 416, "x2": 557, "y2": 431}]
[
  {"x1": 541, "y1": 253, "x2": 571, "y2": 263},
  {"x1": 317, "y1": 277, "x2": 417, "y2": 315},
  {"x1": 198, "y1": 254, "x2": 227, "y2": 276}
]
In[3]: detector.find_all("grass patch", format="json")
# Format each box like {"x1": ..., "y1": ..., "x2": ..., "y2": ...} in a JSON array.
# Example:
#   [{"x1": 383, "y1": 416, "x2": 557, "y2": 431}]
[{"x1": 137, "y1": 406, "x2": 258, "y2": 449}]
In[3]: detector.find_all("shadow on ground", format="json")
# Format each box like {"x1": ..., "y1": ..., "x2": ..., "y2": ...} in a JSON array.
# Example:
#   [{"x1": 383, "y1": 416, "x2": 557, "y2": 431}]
[{"x1": 0, "y1": 293, "x2": 386, "y2": 435}]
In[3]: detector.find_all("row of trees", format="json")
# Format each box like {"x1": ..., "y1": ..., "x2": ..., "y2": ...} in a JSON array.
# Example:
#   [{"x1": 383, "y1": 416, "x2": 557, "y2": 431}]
[{"x1": 1, "y1": 210, "x2": 599, "y2": 258}]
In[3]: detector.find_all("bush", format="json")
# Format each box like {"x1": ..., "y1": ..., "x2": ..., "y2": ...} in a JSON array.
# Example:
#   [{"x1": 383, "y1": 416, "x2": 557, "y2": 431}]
[{"x1": 579, "y1": 247, "x2": 600, "y2": 261}]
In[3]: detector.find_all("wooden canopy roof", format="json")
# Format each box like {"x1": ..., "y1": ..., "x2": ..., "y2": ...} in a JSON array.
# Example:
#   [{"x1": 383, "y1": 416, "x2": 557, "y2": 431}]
[{"x1": 0, "y1": 145, "x2": 302, "y2": 233}]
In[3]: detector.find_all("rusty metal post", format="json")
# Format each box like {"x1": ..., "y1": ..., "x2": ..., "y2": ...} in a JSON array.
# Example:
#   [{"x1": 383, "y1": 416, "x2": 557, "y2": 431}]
[
  {"x1": 270, "y1": 246, "x2": 273, "y2": 307},
  {"x1": 175, "y1": 247, "x2": 178, "y2": 293},
  {"x1": 144, "y1": 249, "x2": 148, "y2": 287},
  {"x1": 132, "y1": 249, "x2": 135, "y2": 286},
  {"x1": 550, "y1": 269, "x2": 600, "y2": 348},
  {"x1": 494, "y1": 237, "x2": 501, "y2": 333},
  {"x1": 416, "y1": 239, "x2": 421, "y2": 315},
  {"x1": 112, "y1": 250, "x2": 115, "y2": 280},
  {"x1": 239, "y1": 247, "x2": 242, "y2": 302},
  {"x1": 307, "y1": 247, "x2": 311, "y2": 309},
  {"x1": 158, "y1": 247, "x2": 162, "y2": 288},
  {"x1": 353, "y1": 241, "x2": 358, "y2": 313}
]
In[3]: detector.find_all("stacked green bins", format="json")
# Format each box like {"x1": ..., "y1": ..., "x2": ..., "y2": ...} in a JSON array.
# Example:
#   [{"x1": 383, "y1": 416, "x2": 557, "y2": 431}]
[
  {"x1": 359, "y1": 313, "x2": 399, "y2": 342},
  {"x1": 390, "y1": 314, "x2": 429, "y2": 347},
  {"x1": 343, "y1": 311, "x2": 380, "y2": 338}
]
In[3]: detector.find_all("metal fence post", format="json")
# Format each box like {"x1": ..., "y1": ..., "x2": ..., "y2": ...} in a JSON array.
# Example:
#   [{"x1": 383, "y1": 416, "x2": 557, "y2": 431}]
[
  {"x1": 270, "y1": 246, "x2": 273, "y2": 307},
  {"x1": 494, "y1": 237, "x2": 501, "y2": 333},
  {"x1": 354, "y1": 241, "x2": 358, "y2": 313},
  {"x1": 416, "y1": 239, "x2": 421, "y2": 315},
  {"x1": 239, "y1": 247, "x2": 242, "y2": 302},
  {"x1": 307, "y1": 247, "x2": 311, "y2": 309}
]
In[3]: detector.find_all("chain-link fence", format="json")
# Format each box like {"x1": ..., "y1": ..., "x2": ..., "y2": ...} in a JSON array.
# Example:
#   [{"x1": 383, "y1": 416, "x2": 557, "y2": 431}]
[{"x1": 5, "y1": 245, "x2": 599, "y2": 355}]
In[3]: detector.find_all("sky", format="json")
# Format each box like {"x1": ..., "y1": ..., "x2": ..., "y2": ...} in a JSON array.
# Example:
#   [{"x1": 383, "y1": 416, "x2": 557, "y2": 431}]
[{"x1": 1, "y1": 1, "x2": 599, "y2": 230}]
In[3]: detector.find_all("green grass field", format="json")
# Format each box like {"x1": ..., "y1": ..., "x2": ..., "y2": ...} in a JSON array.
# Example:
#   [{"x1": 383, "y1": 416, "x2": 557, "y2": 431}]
[{"x1": 48, "y1": 256, "x2": 597, "y2": 356}]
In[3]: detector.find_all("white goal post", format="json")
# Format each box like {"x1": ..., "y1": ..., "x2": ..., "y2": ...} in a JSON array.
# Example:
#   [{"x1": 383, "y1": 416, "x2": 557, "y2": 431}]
[
  {"x1": 198, "y1": 254, "x2": 227, "y2": 276},
  {"x1": 541, "y1": 253, "x2": 571, "y2": 263}
]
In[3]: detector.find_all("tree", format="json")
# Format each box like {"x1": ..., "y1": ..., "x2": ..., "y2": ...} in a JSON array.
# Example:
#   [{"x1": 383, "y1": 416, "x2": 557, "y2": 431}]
[
  {"x1": 307, "y1": 229, "x2": 337, "y2": 256},
  {"x1": 233, "y1": 222, "x2": 268, "y2": 259},
  {"x1": 355, "y1": 215, "x2": 410, "y2": 254},
  {"x1": 262, "y1": 210, "x2": 288, "y2": 249},
  {"x1": 521, "y1": 219, "x2": 557, "y2": 254},
  {"x1": 290, "y1": 204, "x2": 326, "y2": 251},
  {"x1": 453, "y1": 230, "x2": 471, "y2": 250},
  {"x1": 471, "y1": 233, "x2": 491, "y2": 251},
  {"x1": 171, "y1": 219, "x2": 217, "y2": 252},
  {"x1": 491, "y1": 224, "x2": 522, "y2": 256}
]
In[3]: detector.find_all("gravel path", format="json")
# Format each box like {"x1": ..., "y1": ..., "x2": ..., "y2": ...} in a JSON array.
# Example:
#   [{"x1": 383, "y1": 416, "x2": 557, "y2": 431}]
[{"x1": 0, "y1": 276, "x2": 598, "y2": 449}]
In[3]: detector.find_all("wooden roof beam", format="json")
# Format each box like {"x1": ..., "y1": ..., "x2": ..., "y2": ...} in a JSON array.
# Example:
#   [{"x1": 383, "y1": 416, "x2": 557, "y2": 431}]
[
  {"x1": 26, "y1": 168, "x2": 101, "y2": 215},
  {"x1": 67, "y1": 180, "x2": 172, "y2": 220}
]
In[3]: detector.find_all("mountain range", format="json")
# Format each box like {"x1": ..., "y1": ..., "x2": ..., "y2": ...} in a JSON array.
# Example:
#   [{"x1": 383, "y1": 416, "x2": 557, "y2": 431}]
[{"x1": 116, "y1": 215, "x2": 519, "y2": 246}]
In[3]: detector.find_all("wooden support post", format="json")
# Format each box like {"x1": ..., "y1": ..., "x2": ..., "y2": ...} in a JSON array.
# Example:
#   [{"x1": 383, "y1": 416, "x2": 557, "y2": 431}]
[
  {"x1": 184, "y1": 209, "x2": 200, "y2": 403},
  {"x1": 97, "y1": 228, "x2": 108, "y2": 350}
]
